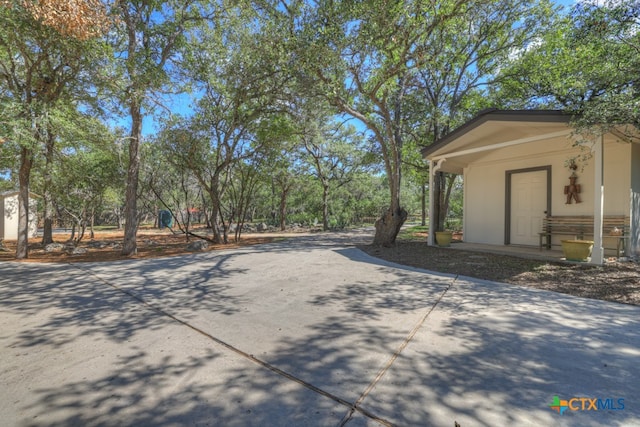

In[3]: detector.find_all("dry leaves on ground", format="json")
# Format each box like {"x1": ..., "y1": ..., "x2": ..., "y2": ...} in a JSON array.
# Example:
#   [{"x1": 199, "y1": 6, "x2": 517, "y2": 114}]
[{"x1": 0, "y1": 229, "x2": 276, "y2": 263}]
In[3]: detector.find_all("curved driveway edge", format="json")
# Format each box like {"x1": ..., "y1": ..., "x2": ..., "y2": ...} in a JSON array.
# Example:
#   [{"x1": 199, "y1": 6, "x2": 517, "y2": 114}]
[{"x1": 1, "y1": 229, "x2": 639, "y2": 426}]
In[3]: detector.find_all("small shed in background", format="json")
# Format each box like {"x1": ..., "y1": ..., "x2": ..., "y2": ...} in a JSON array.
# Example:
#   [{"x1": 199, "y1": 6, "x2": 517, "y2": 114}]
[{"x1": 0, "y1": 191, "x2": 38, "y2": 240}]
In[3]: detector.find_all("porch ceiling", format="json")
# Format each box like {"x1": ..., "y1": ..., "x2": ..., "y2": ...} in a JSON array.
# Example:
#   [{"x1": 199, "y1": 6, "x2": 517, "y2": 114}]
[{"x1": 422, "y1": 109, "x2": 573, "y2": 174}]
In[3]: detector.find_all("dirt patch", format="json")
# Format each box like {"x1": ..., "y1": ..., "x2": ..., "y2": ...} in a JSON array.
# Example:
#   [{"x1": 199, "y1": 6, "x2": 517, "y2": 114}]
[
  {"x1": 359, "y1": 241, "x2": 640, "y2": 306},
  {"x1": 0, "y1": 228, "x2": 285, "y2": 263}
]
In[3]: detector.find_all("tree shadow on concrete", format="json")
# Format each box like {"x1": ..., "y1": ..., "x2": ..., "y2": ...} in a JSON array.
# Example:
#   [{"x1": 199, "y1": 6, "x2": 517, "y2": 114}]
[
  {"x1": 22, "y1": 349, "x2": 221, "y2": 426},
  {"x1": 20, "y1": 342, "x2": 371, "y2": 427},
  {"x1": 357, "y1": 278, "x2": 640, "y2": 427},
  {"x1": 14, "y1": 236, "x2": 638, "y2": 426},
  {"x1": 6, "y1": 248, "x2": 449, "y2": 426},
  {"x1": 244, "y1": 269, "x2": 455, "y2": 423},
  {"x1": 1, "y1": 261, "x2": 358, "y2": 426},
  {"x1": 311, "y1": 249, "x2": 453, "y2": 319},
  {"x1": 8, "y1": 280, "x2": 404, "y2": 426},
  {"x1": 0, "y1": 254, "x2": 246, "y2": 350}
]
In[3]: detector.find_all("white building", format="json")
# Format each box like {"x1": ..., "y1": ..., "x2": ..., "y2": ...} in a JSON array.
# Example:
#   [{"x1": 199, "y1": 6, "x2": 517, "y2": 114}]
[
  {"x1": 0, "y1": 191, "x2": 38, "y2": 240},
  {"x1": 422, "y1": 109, "x2": 640, "y2": 265}
]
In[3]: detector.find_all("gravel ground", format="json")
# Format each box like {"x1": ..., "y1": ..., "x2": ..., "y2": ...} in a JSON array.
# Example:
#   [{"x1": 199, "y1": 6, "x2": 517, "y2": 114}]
[{"x1": 359, "y1": 241, "x2": 640, "y2": 306}]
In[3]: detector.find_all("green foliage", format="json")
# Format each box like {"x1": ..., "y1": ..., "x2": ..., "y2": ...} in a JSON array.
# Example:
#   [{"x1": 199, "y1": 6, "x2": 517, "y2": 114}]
[
  {"x1": 0, "y1": 177, "x2": 13, "y2": 192},
  {"x1": 499, "y1": 0, "x2": 640, "y2": 140},
  {"x1": 270, "y1": 0, "x2": 558, "y2": 243},
  {"x1": 43, "y1": 124, "x2": 122, "y2": 230},
  {"x1": 0, "y1": 0, "x2": 114, "y2": 254},
  {"x1": 5, "y1": 0, "x2": 605, "y2": 244},
  {"x1": 397, "y1": 225, "x2": 429, "y2": 241}
]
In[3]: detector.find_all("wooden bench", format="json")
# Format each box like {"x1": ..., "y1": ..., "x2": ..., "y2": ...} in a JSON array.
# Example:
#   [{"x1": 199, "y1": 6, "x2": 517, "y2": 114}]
[{"x1": 539, "y1": 215, "x2": 629, "y2": 256}]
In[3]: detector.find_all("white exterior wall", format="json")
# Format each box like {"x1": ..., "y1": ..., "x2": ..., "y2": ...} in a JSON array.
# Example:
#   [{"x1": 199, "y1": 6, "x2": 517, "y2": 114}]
[
  {"x1": 630, "y1": 144, "x2": 640, "y2": 256},
  {"x1": 1, "y1": 194, "x2": 20, "y2": 240},
  {"x1": 603, "y1": 140, "x2": 632, "y2": 216},
  {"x1": 462, "y1": 136, "x2": 631, "y2": 247},
  {"x1": 464, "y1": 165, "x2": 506, "y2": 245},
  {"x1": 0, "y1": 193, "x2": 38, "y2": 241}
]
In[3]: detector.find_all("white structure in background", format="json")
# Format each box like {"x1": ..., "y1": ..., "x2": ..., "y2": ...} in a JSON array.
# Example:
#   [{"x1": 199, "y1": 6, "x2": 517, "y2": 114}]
[{"x1": 0, "y1": 191, "x2": 38, "y2": 240}]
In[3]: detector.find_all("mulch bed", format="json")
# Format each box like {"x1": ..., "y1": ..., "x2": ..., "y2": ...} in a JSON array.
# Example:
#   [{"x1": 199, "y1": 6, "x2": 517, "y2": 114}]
[
  {"x1": 359, "y1": 241, "x2": 640, "y2": 306},
  {"x1": 0, "y1": 230, "x2": 275, "y2": 263}
]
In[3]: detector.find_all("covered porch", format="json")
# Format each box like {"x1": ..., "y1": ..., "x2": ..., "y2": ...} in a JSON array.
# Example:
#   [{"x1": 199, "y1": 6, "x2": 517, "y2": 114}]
[
  {"x1": 422, "y1": 109, "x2": 640, "y2": 266},
  {"x1": 440, "y1": 241, "x2": 637, "y2": 264}
]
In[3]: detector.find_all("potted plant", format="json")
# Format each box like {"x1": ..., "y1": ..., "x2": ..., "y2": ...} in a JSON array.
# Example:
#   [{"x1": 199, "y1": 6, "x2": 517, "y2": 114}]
[
  {"x1": 435, "y1": 231, "x2": 453, "y2": 247},
  {"x1": 561, "y1": 239, "x2": 594, "y2": 262}
]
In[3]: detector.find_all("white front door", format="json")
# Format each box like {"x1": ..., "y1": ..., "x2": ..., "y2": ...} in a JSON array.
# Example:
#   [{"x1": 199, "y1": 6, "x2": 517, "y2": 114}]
[{"x1": 510, "y1": 170, "x2": 547, "y2": 246}]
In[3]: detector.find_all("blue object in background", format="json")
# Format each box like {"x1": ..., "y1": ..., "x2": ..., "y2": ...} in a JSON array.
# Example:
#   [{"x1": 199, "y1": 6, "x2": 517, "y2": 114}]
[{"x1": 158, "y1": 210, "x2": 173, "y2": 228}]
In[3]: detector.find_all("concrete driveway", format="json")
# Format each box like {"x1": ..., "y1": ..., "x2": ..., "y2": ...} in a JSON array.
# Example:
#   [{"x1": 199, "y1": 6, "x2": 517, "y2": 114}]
[{"x1": 1, "y1": 229, "x2": 639, "y2": 426}]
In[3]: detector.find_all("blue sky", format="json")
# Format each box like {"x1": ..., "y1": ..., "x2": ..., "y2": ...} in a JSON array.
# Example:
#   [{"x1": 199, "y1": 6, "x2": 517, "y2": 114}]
[{"x1": 133, "y1": 0, "x2": 579, "y2": 138}]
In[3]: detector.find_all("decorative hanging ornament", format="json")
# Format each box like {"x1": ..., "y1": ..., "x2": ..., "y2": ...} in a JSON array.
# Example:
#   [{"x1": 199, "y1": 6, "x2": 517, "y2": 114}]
[{"x1": 564, "y1": 172, "x2": 581, "y2": 204}]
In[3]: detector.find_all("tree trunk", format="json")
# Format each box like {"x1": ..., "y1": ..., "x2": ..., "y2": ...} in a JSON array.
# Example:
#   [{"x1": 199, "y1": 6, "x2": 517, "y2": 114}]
[
  {"x1": 121, "y1": 101, "x2": 142, "y2": 256},
  {"x1": 41, "y1": 131, "x2": 55, "y2": 245},
  {"x1": 220, "y1": 207, "x2": 229, "y2": 244},
  {"x1": 185, "y1": 210, "x2": 191, "y2": 240},
  {"x1": 116, "y1": 207, "x2": 123, "y2": 230},
  {"x1": 370, "y1": 75, "x2": 409, "y2": 246},
  {"x1": 208, "y1": 211, "x2": 220, "y2": 242},
  {"x1": 76, "y1": 217, "x2": 86, "y2": 244},
  {"x1": 41, "y1": 200, "x2": 54, "y2": 245},
  {"x1": 421, "y1": 183, "x2": 427, "y2": 227},
  {"x1": 279, "y1": 185, "x2": 289, "y2": 231},
  {"x1": 69, "y1": 222, "x2": 76, "y2": 243},
  {"x1": 89, "y1": 207, "x2": 95, "y2": 239},
  {"x1": 433, "y1": 172, "x2": 445, "y2": 231},
  {"x1": 373, "y1": 142, "x2": 405, "y2": 245},
  {"x1": 205, "y1": 209, "x2": 212, "y2": 229},
  {"x1": 201, "y1": 192, "x2": 212, "y2": 229},
  {"x1": 208, "y1": 175, "x2": 224, "y2": 244},
  {"x1": 322, "y1": 182, "x2": 330, "y2": 231},
  {"x1": 372, "y1": 73, "x2": 408, "y2": 246},
  {"x1": 373, "y1": 206, "x2": 408, "y2": 247},
  {"x1": 433, "y1": 172, "x2": 456, "y2": 231},
  {"x1": 16, "y1": 147, "x2": 33, "y2": 259},
  {"x1": 442, "y1": 174, "x2": 456, "y2": 228}
]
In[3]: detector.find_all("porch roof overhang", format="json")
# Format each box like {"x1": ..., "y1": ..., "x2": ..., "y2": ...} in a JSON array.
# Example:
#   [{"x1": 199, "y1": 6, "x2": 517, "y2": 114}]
[{"x1": 421, "y1": 109, "x2": 574, "y2": 174}]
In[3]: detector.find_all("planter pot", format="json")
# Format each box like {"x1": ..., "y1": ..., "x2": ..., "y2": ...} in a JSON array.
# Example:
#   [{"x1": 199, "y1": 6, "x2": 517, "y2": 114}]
[
  {"x1": 435, "y1": 231, "x2": 453, "y2": 247},
  {"x1": 561, "y1": 239, "x2": 594, "y2": 262}
]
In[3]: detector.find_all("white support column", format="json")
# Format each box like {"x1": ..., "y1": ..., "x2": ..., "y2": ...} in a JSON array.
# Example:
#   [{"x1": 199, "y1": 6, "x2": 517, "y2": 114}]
[
  {"x1": 428, "y1": 160, "x2": 436, "y2": 246},
  {"x1": 428, "y1": 159, "x2": 446, "y2": 246},
  {"x1": 462, "y1": 167, "x2": 468, "y2": 242},
  {"x1": 591, "y1": 135, "x2": 605, "y2": 265}
]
